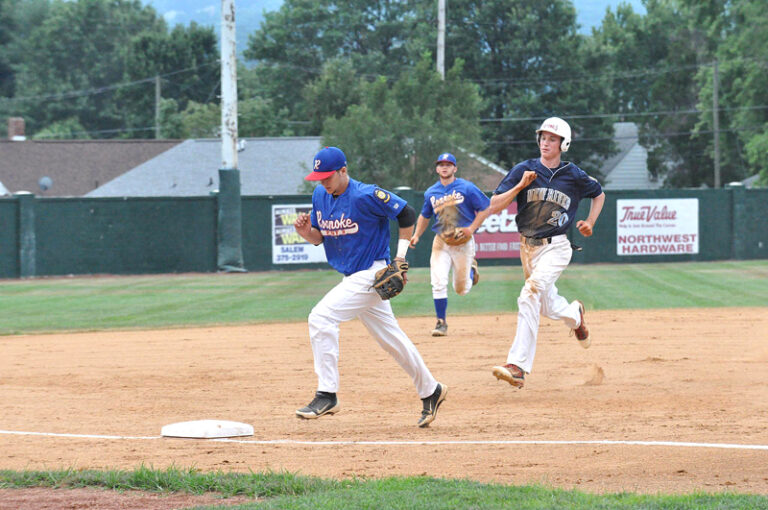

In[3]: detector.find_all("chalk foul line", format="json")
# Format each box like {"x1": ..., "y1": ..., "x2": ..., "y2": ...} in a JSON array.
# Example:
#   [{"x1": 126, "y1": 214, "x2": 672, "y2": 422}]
[{"x1": 1, "y1": 430, "x2": 767, "y2": 450}]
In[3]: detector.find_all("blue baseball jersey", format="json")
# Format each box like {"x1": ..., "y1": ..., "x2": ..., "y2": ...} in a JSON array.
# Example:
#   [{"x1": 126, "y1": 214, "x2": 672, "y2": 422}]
[
  {"x1": 311, "y1": 178, "x2": 406, "y2": 275},
  {"x1": 493, "y1": 159, "x2": 603, "y2": 238},
  {"x1": 420, "y1": 178, "x2": 491, "y2": 232}
]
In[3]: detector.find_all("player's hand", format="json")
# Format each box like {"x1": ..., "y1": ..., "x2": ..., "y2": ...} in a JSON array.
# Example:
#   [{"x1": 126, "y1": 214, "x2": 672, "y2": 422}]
[
  {"x1": 458, "y1": 227, "x2": 473, "y2": 240},
  {"x1": 409, "y1": 235, "x2": 420, "y2": 248},
  {"x1": 519, "y1": 170, "x2": 537, "y2": 188},
  {"x1": 294, "y1": 212, "x2": 311, "y2": 236},
  {"x1": 576, "y1": 220, "x2": 594, "y2": 237}
]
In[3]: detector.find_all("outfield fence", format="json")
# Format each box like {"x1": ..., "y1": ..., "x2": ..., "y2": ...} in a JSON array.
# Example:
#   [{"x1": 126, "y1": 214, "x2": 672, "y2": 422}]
[{"x1": 1, "y1": 187, "x2": 765, "y2": 278}]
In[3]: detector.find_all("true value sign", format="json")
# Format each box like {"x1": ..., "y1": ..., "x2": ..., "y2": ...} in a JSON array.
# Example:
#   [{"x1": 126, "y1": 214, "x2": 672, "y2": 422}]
[{"x1": 616, "y1": 198, "x2": 699, "y2": 256}]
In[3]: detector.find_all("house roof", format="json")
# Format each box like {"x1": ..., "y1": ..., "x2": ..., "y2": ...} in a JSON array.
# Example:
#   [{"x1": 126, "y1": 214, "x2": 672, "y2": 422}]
[
  {"x1": 601, "y1": 122, "x2": 660, "y2": 190},
  {"x1": 740, "y1": 174, "x2": 762, "y2": 188},
  {"x1": 452, "y1": 150, "x2": 507, "y2": 192},
  {"x1": 86, "y1": 137, "x2": 323, "y2": 197},
  {"x1": 0, "y1": 139, "x2": 181, "y2": 197}
]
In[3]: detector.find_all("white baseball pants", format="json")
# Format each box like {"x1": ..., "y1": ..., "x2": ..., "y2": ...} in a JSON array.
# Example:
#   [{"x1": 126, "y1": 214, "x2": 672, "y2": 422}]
[
  {"x1": 308, "y1": 260, "x2": 438, "y2": 399},
  {"x1": 430, "y1": 236, "x2": 476, "y2": 298},
  {"x1": 506, "y1": 234, "x2": 582, "y2": 373}
]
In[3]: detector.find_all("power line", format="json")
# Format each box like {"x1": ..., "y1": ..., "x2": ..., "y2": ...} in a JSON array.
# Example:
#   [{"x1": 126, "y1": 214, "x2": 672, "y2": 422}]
[
  {"x1": 32, "y1": 126, "x2": 156, "y2": 139},
  {"x1": 0, "y1": 61, "x2": 219, "y2": 103},
  {"x1": 480, "y1": 105, "x2": 768, "y2": 123},
  {"x1": 486, "y1": 126, "x2": 760, "y2": 145}
]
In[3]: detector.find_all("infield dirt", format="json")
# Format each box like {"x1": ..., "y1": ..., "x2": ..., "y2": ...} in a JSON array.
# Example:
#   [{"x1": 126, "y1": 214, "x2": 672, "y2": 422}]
[{"x1": 1, "y1": 308, "x2": 768, "y2": 501}]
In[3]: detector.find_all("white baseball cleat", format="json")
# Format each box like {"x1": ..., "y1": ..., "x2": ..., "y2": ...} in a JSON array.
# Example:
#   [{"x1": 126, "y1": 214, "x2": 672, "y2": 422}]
[
  {"x1": 572, "y1": 300, "x2": 591, "y2": 349},
  {"x1": 492, "y1": 364, "x2": 525, "y2": 389}
]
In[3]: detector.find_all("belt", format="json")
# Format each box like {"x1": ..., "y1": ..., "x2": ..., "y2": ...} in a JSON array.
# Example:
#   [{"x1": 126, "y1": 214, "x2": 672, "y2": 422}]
[{"x1": 522, "y1": 236, "x2": 552, "y2": 247}]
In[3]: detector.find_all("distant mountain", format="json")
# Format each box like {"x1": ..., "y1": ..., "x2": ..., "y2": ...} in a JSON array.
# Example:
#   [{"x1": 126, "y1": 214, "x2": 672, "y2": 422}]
[
  {"x1": 140, "y1": 0, "x2": 646, "y2": 55},
  {"x1": 139, "y1": 0, "x2": 283, "y2": 56}
]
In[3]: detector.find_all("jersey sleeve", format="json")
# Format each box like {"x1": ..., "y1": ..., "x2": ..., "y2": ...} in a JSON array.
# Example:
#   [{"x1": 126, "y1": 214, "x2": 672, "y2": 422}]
[
  {"x1": 362, "y1": 186, "x2": 408, "y2": 219},
  {"x1": 577, "y1": 168, "x2": 603, "y2": 198},
  {"x1": 468, "y1": 183, "x2": 491, "y2": 211},
  {"x1": 493, "y1": 164, "x2": 525, "y2": 195}
]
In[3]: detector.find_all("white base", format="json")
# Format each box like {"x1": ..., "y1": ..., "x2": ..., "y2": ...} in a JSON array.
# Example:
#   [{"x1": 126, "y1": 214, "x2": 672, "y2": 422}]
[{"x1": 161, "y1": 419, "x2": 254, "y2": 439}]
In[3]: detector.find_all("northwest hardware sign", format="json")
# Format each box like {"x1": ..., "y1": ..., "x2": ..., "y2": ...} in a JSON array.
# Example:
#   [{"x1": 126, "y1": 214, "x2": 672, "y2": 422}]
[{"x1": 616, "y1": 198, "x2": 699, "y2": 256}]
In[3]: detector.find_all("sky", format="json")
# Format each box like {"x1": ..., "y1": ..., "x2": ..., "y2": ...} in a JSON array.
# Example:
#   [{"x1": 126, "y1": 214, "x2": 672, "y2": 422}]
[{"x1": 140, "y1": 0, "x2": 647, "y2": 37}]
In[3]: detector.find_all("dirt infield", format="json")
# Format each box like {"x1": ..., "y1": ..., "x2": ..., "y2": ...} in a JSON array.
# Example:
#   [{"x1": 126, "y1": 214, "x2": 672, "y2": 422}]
[{"x1": 1, "y1": 308, "x2": 768, "y2": 504}]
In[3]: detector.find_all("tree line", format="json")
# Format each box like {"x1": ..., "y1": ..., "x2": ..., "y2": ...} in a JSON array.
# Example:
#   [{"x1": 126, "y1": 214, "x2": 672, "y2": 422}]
[{"x1": 0, "y1": 0, "x2": 765, "y2": 190}]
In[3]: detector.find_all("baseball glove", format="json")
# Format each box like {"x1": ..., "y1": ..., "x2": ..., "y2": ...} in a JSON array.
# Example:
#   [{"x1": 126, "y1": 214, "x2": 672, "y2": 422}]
[
  {"x1": 439, "y1": 227, "x2": 471, "y2": 246},
  {"x1": 436, "y1": 204, "x2": 471, "y2": 246},
  {"x1": 372, "y1": 259, "x2": 409, "y2": 300}
]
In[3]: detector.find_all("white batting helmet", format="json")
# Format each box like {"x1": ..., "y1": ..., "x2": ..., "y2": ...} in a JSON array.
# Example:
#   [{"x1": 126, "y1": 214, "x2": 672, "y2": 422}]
[{"x1": 536, "y1": 117, "x2": 571, "y2": 152}]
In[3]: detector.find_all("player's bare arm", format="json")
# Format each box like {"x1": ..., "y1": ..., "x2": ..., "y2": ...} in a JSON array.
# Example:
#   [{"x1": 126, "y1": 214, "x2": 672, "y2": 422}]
[
  {"x1": 396, "y1": 204, "x2": 417, "y2": 259},
  {"x1": 458, "y1": 205, "x2": 493, "y2": 239},
  {"x1": 293, "y1": 212, "x2": 324, "y2": 245},
  {"x1": 576, "y1": 192, "x2": 606, "y2": 237},
  {"x1": 490, "y1": 170, "x2": 537, "y2": 214},
  {"x1": 409, "y1": 214, "x2": 431, "y2": 247}
]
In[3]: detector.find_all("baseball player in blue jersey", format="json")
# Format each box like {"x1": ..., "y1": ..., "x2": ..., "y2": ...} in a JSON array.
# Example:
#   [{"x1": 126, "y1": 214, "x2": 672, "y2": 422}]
[
  {"x1": 489, "y1": 118, "x2": 605, "y2": 389},
  {"x1": 410, "y1": 153, "x2": 491, "y2": 336},
  {"x1": 293, "y1": 146, "x2": 447, "y2": 427}
]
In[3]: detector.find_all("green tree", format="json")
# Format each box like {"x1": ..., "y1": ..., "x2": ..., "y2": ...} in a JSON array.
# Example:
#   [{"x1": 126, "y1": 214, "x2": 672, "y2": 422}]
[
  {"x1": 590, "y1": 0, "x2": 715, "y2": 187},
  {"x1": 10, "y1": 0, "x2": 167, "y2": 136},
  {"x1": 238, "y1": 64, "x2": 299, "y2": 137},
  {"x1": 323, "y1": 56, "x2": 483, "y2": 190},
  {"x1": 0, "y1": 0, "x2": 51, "y2": 102},
  {"x1": 246, "y1": 0, "x2": 616, "y2": 176},
  {"x1": 0, "y1": 0, "x2": 14, "y2": 97},
  {"x1": 690, "y1": 0, "x2": 768, "y2": 186},
  {"x1": 158, "y1": 99, "x2": 218, "y2": 139},
  {"x1": 32, "y1": 116, "x2": 89, "y2": 139},
  {"x1": 244, "y1": 0, "x2": 428, "y2": 134},
  {"x1": 119, "y1": 21, "x2": 219, "y2": 138},
  {"x1": 430, "y1": 0, "x2": 616, "y2": 174},
  {"x1": 302, "y1": 58, "x2": 364, "y2": 134},
  {"x1": 238, "y1": 97, "x2": 295, "y2": 137}
]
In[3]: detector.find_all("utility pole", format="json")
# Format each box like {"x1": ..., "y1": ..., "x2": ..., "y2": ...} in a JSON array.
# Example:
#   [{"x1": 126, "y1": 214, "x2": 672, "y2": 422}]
[
  {"x1": 437, "y1": 0, "x2": 445, "y2": 80},
  {"x1": 221, "y1": 0, "x2": 238, "y2": 173},
  {"x1": 713, "y1": 59, "x2": 721, "y2": 188},
  {"x1": 154, "y1": 75, "x2": 161, "y2": 139},
  {"x1": 217, "y1": 0, "x2": 245, "y2": 272}
]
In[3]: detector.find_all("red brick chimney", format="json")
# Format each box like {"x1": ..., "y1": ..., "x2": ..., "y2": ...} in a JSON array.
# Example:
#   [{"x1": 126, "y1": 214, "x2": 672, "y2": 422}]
[{"x1": 7, "y1": 117, "x2": 26, "y2": 140}]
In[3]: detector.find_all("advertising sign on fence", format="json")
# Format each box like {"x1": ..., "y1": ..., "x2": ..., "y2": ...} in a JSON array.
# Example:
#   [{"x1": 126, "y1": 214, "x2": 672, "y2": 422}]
[
  {"x1": 272, "y1": 204, "x2": 327, "y2": 264},
  {"x1": 474, "y1": 204, "x2": 521, "y2": 259},
  {"x1": 616, "y1": 198, "x2": 699, "y2": 256}
]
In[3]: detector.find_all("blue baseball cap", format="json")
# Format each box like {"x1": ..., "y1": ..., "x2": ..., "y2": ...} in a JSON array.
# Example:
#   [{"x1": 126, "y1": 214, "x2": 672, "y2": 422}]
[
  {"x1": 435, "y1": 152, "x2": 457, "y2": 166},
  {"x1": 306, "y1": 146, "x2": 347, "y2": 181}
]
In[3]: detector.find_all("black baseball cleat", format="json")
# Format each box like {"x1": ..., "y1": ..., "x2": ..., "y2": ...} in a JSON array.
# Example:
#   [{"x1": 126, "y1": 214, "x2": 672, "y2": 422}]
[
  {"x1": 296, "y1": 391, "x2": 340, "y2": 419},
  {"x1": 417, "y1": 383, "x2": 447, "y2": 428}
]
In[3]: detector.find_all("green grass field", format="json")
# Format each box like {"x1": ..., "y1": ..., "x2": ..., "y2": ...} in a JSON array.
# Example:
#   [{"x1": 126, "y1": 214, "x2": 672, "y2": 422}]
[
  {"x1": 1, "y1": 260, "x2": 767, "y2": 508},
  {"x1": 1, "y1": 260, "x2": 766, "y2": 335},
  {"x1": 1, "y1": 466, "x2": 767, "y2": 509}
]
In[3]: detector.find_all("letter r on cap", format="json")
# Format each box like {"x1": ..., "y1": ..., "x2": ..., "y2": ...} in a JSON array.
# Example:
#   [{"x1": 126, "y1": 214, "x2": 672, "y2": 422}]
[{"x1": 314, "y1": 159, "x2": 321, "y2": 170}]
